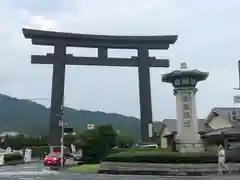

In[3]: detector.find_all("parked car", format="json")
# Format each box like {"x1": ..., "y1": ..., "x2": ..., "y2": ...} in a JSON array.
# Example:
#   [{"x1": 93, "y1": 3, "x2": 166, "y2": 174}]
[
  {"x1": 133, "y1": 142, "x2": 159, "y2": 148},
  {"x1": 43, "y1": 152, "x2": 66, "y2": 167},
  {"x1": 139, "y1": 144, "x2": 159, "y2": 148},
  {"x1": 70, "y1": 152, "x2": 82, "y2": 165}
]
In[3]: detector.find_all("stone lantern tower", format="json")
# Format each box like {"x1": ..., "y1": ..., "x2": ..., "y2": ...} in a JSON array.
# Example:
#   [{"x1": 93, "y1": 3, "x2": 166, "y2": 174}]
[{"x1": 162, "y1": 62, "x2": 209, "y2": 153}]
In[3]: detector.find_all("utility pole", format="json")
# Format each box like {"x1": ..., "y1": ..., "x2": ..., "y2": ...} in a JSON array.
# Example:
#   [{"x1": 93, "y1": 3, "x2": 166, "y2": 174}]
[
  {"x1": 61, "y1": 105, "x2": 64, "y2": 170},
  {"x1": 238, "y1": 60, "x2": 240, "y2": 89},
  {"x1": 56, "y1": 97, "x2": 65, "y2": 169},
  {"x1": 60, "y1": 98, "x2": 65, "y2": 170},
  {"x1": 233, "y1": 60, "x2": 240, "y2": 122},
  {"x1": 233, "y1": 60, "x2": 240, "y2": 90}
]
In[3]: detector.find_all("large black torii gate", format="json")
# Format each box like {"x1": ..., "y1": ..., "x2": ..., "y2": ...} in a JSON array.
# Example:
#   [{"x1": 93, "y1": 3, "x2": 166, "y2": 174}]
[{"x1": 22, "y1": 28, "x2": 177, "y2": 147}]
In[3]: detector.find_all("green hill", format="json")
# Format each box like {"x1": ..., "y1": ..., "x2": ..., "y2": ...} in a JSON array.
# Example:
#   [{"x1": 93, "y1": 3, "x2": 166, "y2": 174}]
[{"x1": 0, "y1": 94, "x2": 140, "y2": 138}]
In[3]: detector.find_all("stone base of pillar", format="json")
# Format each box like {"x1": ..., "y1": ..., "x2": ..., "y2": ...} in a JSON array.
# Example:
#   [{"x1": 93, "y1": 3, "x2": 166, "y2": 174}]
[{"x1": 176, "y1": 139, "x2": 204, "y2": 153}]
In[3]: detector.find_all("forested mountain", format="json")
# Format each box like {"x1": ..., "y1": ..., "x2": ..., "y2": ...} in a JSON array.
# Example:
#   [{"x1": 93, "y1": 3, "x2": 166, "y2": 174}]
[{"x1": 0, "y1": 94, "x2": 140, "y2": 138}]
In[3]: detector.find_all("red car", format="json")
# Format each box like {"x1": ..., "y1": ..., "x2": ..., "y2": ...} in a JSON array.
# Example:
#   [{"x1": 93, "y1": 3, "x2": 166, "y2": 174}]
[{"x1": 43, "y1": 152, "x2": 66, "y2": 167}]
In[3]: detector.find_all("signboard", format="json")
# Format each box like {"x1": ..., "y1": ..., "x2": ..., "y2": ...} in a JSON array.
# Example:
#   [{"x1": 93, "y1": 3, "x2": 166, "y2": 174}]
[
  {"x1": 71, "y1": 144, "x2": 76, "y2": 153},
  {"x1": 182, "y1": 93, "x2": 191, "y2": 128},
  {"x1": 231, "y1": 110, "x2": 240, "y2": 121},
  {"x1": 0, "y1": 154, "x2": 4, "y2": 165},
  {"x1": 183, "y1": 110, "x2": 191, "y2": 127},
  {"x1": 6, "y1": 147, "x2": 12, "y2": 153},
  {"x1": 87, "y1": 124, "x2": 95, "y2": 130},
  {"x1": 233, "y1": 95, "x2": 240, "y2": 103},
  {"x1": 24, "y1": 148, "x2": 32, "y2": 163},
  {"x1": 148, "y1": 123, "x2": 153, "y2": 137},
  {"x1": 183, "y1": 119, "x2": 190, "y2": 127},
  {"x1": 58, "y1": 120, "x2": 68, "y2": 127},
  {"x1": 64, "y1": 127, "x2": 74, "y2": 133}
]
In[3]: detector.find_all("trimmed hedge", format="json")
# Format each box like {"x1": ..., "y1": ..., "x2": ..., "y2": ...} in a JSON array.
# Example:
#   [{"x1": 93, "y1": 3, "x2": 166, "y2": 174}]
[
  {"x1": 30, "y1": 146, "x2": 70, "y2": 158},
  {"x1": 105, "y1": 151, "x2": 219, "y2": 163},
  {"x1": 109, "y1": 148, "x2": 168, "y2": 154},
  {"x1": 31, "y1": 146, "x2": 49, "y2": 158},
  {"x1": 4, "y1": 152, "x2": 23, "y2": 163}
]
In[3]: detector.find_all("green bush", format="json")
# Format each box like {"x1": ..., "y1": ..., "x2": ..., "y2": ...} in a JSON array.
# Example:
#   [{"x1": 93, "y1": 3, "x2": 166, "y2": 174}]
[
  {"x1": 80, "y1": 125, "x2": 117, "y2": 164},
  {"x1": 4, "y1": 152, "x2": 23, "y2": 162},
  {"x1": 30, "y1": 146, "x2": 70, "y2": 158},
  {"x1": 31, "y1": 146, "x2": 49, "y2": 157},
  {"x1": 109, "y1": 147, "x2": 166, "y2": 154},
  {"x1": 105, "y1": 151, "x2": 219, "y2": 163}
]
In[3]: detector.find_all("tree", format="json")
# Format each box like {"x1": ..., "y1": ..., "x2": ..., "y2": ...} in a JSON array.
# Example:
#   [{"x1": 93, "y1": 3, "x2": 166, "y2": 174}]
[
  {"x1": 0, "y1": 94, "x2": 140, "y2": 138},
  {"x1": 0, "y1": 135, "x2": 49, "y2": 150},
  {"x1": 97, "y1": 125, "x2": 117, "y2": 151},
  {"x1": 80, "y1": 125, "x2": 117, "y2": 163},
  {"x1": 64, "y1": 134, "x2": 77, "y2": 148},
  {"x1": 115, "y1": 134, "x2": 134, "y2": 148}
]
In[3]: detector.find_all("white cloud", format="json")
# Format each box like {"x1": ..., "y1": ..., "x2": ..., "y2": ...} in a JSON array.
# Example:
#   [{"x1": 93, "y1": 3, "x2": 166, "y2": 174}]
[
  {"x1": 0, "y1": 0, "x2": 240, "y2": 121},
  {"x1": 26, "y1": 15, "x2": 58, "y2": 31}
]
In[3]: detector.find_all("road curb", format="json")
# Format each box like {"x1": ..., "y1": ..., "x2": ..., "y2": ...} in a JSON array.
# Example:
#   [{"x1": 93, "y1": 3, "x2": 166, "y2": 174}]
[{"x1": 99, "y1": 162, "x2": 240, "y2": 176}]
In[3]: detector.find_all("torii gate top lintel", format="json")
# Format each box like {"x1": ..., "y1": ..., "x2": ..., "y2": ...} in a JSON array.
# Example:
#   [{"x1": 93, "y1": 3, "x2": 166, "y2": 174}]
[{"x1": 22, "y1": 28, "x2": 178, "y2": 49}]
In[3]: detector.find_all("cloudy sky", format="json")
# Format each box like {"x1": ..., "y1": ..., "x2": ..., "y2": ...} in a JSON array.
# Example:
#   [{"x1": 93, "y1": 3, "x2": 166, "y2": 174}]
[{"x1": 0, "y1": 0, "x2": 239, "y2": 121}]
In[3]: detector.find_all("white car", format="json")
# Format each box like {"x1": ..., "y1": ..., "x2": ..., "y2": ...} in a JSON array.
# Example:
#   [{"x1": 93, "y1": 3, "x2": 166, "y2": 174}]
[{"x1": 139, "y1": 144, "x2": 158, "y2": 148}]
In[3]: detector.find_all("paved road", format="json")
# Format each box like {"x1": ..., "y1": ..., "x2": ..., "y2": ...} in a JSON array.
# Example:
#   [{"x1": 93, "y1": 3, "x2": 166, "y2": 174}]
[
  {"x1": 0, "y1": 163, "x2": 240, "y2": 180},
  {"x1": 0, "y1": 163, "x2": 58, "y2": 178}
]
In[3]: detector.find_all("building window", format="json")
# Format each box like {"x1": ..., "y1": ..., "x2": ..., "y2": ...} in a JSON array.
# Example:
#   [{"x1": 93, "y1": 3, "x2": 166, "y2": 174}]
[
  {"x1": 182, "y1": 95, "x2": 189, "y2": 102},
  {"x1": 183, "y1": 104, "x2": 190, "y2": 111},
  {"x1": 183, "y1": 111, "x2": 190, "y2": 119},
  {"x1": 232, "y1": 111, "x2": 237, "y2": 120},
  {"x1": 182, "y1": 93, "x2": 191, "y2": 127},
  {"x1": 181, "y1": 78, "x2": 190, "y2": 85},
  {"x1": 184, "y1": 120, "x2": 190, "y2": 127},
  {"x1": 233, "y1": 115, "x2": 236, "y2": 120},
  {"x1": 174, "y1": 79, "x2": 181, "y2": 86},
  {"x1": 191, "y1": 78, "x2": 197, "y2": 86}
]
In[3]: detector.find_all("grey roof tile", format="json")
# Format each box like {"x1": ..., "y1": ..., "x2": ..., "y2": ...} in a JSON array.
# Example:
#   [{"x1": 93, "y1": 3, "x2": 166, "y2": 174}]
[
  {"x1": 202, "y1": 126, "x2": 240, "y2": 137},
  {"x1": 207, "y1": 107, "x2": 240, "y2": 127},
  {"x1": 153, "y1": 121, "x2": 166, "y2": 135}
]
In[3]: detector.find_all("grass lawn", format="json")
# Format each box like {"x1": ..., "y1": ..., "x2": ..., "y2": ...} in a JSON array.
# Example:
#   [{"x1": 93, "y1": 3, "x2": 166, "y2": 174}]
[{"x1": 69, "y1": 164, "x2": 100, "y2": 173}]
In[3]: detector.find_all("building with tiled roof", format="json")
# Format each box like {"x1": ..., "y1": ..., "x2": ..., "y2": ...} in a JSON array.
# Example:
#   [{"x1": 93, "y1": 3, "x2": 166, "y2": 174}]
[{"x1": 154, "y1": 107, "x2": 240, "y2": 148}]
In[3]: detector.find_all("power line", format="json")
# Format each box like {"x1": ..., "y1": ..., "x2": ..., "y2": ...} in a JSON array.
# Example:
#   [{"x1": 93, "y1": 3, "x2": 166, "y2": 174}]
[{"x1": 19, "y1": 98, "x2": 50, "y2": 101}]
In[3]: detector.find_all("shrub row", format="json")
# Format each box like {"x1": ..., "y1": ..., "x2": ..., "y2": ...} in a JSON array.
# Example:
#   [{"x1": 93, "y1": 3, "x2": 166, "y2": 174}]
[
  {"x1": 109, "y1": 147, "x2": 165, "y2": 154},
  {"x1": 31, "y1": 146, "x2": 49, "y2": 158},
  {"x1": 105, "y1": 151, "x2": 220, "y2": 163},
  {"x1": 30, "y1": 146, "x2": 70, "y2": 158},
  {"x1": 4, "y1": 152, "x2": 23, "y2": 163}
]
